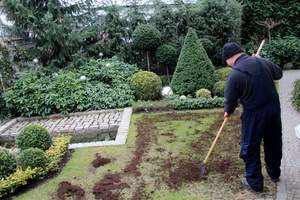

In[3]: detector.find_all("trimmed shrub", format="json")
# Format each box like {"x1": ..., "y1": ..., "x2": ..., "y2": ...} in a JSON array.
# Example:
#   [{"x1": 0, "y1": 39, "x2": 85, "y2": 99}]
[
  {"x1": 166, "y1": 95, "x2": 225, "y2": 110},
  {"x1": 213, "y1": 81, "x2": 226, "y2": 97},
  {"x1": 130, "y1": 71, "x2": 162, "y2": 101},
  {"x1": 291, "y1": 79, "x2": 300, "y2": 111},
  {"x1": 156, "y1": 45, "x2": 177, "y2": 66},
  {"x1": 216, "y1": 67, "x2": 232, "y2": 81},
  {"x1": 18, "y1": 148, "x2": 48, "y2": 170},
  {"x1": 171, "y1": 28, "x2": 219, "y2": 97},
  {"x1": 15, "y1": 125, "x2": 52, "y2": 151},
  {"x1": 132, "y1": 24, "x2": 161, "y2": 52},
  {"x1": 196, "y1": 88, "x2": 212, "y2": 99},
  {"x1": 0, "y1": 148, "x2": 17, "y2": 178},
  {"x1": 0, "y1": 136, "x2": 70, "y2": 198}
]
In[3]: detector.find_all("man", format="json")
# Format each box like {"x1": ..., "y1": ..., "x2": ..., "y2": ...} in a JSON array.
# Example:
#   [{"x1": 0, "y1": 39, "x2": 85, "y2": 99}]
[{"x1": 222, "y1": 42, "x2": 283, "y2": 193}]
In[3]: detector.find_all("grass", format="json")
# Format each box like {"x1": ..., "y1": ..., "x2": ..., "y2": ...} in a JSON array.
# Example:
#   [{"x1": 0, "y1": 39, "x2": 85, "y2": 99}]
[{"x1": 13, "y1": 107, "x2": 277, "y2": 200}]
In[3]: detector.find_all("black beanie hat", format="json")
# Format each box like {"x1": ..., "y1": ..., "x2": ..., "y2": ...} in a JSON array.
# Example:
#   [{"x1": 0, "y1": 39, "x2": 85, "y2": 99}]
[{"x1": 222, "y1": 42, "x2": 243, "y2": 60}]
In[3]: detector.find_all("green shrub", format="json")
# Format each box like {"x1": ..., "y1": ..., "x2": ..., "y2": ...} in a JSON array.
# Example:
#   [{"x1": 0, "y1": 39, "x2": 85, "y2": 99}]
[
  {"x1": 166, "y1": 95, "x2": 224, "y2": 110},
  {"x1": 18, "y1": 148, "x2": 48, "y2": 170},
  {"x1": 4, "y1": 57, "x2": 140, "y2": 117},
  {"x1": 15, "y1": 125, "x2": 52, "y2": 151},
  {"x1": 130, "y1": 71, "x2": 162, "y2": 101},
  {"x1": 212, "y1": 81, "x2": 226, "y2": 97},
  {"x1": 216, "y1": 67, "x2": 232, "y2": 81},
  {"x1": 260, "y1": 36, "x2": 300, "y2": 69},
  {"x1": 291, "y1": 79, "x2": 300, "y2": 111},
  {"x1": 132, "y1": 24, "x2": 161, "y2": 52},
  {"x1": 196, "y1": 88, "x2": 212, "y2": 99},
  {"x1": 171, "y1": 28, "x2": 219, "y2": 96},
  {"x1": 0, "y1": 148, "x2": 17, "y2": 179},
  {"x1": 0, "y1": 136, "x2": 70, "y2": 198}
]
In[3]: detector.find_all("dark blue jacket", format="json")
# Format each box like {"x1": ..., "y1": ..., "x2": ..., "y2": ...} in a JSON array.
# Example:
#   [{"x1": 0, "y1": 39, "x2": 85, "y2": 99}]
[{"x1": 224, "y1": 54, "x2": 283, "y2": 114}]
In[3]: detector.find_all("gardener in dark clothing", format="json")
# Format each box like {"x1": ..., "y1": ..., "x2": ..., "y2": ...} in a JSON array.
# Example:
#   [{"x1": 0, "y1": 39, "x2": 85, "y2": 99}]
[{"x1": 222, "y1": 42, "x2": 283, "y2": 193}]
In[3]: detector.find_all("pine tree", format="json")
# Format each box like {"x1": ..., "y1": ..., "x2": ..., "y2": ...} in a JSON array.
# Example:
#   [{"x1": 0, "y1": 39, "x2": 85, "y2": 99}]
[
  {"x1": 1, "y1": 0, "x2": 98, "y2": 68},
  {"x1": 170, "y1": 27, "x2": 218, "y2": 96}
]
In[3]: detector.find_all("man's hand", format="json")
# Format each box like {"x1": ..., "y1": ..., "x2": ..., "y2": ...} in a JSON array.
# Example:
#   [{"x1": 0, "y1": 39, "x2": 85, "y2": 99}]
[
  {"x1": 224, "y1": 112, "x2": 231, "y2": 118},
  {"x1": 252, "y1": 53, "x2": 260, "y2": 57}
]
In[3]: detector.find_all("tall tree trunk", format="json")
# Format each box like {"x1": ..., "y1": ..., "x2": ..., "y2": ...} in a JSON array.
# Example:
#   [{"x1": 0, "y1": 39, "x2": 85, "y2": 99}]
[
  {"x1": 147, "y1": 51, "x2": 150, "y2": 71},
  {"x1": 166, "y1": 66, "x2": 170, "y2": 85}
]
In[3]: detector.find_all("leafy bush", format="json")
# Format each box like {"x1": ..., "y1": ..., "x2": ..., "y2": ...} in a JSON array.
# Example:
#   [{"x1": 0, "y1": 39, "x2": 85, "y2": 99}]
[
  {"x1": 0, "y1": 148, "x2": 17, "y2": 179},
  {"x1": 259, "y1": 36, "x2": 300, "y2": 69},
  {"x1": 45, "y1": 136, "x2": 71, "y2": 172},
  {"x1": 291, "y1": 79, "x2": 300, "y2": 111},
  {"x1": 15, "y1": 125, "x2": 52, "y2": 151},
  {"x1": 213, "y1": 81, "x2": 226, "y2": 97},
  {"x1": 3, "y1": 57, "x2": 140, "y2": 117},
  {"x1": 0, "y1": 136, "x2": 70, "y2": 198},
  {"x1": 18, "y1": 148, "x2": 47, "y2": 170},
  {"x1": 196, "y1": 88, "x2": 212, "y2": 99},
  {"x1": 130, "y1": 71, "x2": 162, "y2": 101},
  {"x1": 216, "y1": 67, "x2": 232, "y2": 81},
  {"x1": 171, "y1": 28, "x2": 219, "y2": 97}
]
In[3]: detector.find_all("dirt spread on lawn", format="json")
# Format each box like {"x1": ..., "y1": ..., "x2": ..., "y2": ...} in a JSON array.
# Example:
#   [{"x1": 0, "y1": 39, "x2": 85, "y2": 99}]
[{"x1": 89, "y1": 110, "x2": 247, "y2": 199}]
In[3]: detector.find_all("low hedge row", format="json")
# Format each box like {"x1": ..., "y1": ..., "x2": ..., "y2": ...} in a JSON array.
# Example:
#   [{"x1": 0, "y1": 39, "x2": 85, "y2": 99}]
[
  {"x1": 0, "y1": 135, "x2": 71, "y2": 198},
  {"x1": 166, "y1": 95, "x2": 225, "y2": 110}
]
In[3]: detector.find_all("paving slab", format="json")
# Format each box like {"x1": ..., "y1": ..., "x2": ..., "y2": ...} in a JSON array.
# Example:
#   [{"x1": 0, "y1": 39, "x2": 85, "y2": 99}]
[{"x1": 278, "y1": 70, "x2": 300, "y2": 200}]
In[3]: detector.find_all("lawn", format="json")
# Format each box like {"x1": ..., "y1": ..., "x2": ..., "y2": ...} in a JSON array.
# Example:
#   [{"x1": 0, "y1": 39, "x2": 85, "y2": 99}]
[{"x1": 12, "y1": 108, "x2": 276, "y2": 200}]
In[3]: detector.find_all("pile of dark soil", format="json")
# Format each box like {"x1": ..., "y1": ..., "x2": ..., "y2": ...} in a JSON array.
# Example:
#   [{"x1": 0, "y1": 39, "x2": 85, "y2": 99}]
[
  {"x1": 92, "y1": 153, "x2": 111, "y2": 168},
  {"x1": 57, "y1": 181, "x2": 85, "y2": 200}
]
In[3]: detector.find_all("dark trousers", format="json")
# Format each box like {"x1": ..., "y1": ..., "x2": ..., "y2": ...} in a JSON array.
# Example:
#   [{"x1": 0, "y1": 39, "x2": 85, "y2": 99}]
[{"x1": 240, "y1": 102, "x2": 282, "y2": 192}]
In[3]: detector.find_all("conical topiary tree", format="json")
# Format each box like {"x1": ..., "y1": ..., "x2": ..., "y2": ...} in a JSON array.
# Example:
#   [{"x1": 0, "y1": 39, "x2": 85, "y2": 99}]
[
  {"x1": 155, "y1": 44, "x2": 177, "y2": 85},
  {"x1": 170, "y1": 27, "x2": 219, "y2": 97},
  {"x1": 132, "y1": 24, "x2": 161, "y2": 71}
]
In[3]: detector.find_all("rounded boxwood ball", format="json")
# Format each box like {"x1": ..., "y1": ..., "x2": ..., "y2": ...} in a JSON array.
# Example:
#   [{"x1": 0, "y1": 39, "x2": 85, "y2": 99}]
[
  {"x1": 0, "y1": 148, "x2": 17, "y2": 178},
  {"x1": 16, "y1": 124, "x2": 52, "y2": 151},
  {"x1": 130, "y1": 71, "x2": 162, "y2": 101},
  {"x1": 212, "y1": 81, "x2": 226, "y2": 97},
  {"x1": 18, "y1": 148, "x2": 48, "y2": 169},
  {"x1": 196, "y1": 88, "x2": 212, "y2": 99}
]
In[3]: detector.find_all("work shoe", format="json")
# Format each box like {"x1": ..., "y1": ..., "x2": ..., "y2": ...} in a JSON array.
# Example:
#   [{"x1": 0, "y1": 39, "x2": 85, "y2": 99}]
[
  {"x1": 242, "y1": 178, "x2": 263, "y2": 194},
  {"x1": 271, "y1": 178, "x2": 280, "y2": 183}
]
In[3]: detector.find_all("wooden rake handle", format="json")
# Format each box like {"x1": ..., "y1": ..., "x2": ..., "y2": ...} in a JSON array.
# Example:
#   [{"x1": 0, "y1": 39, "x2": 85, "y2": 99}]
[
  {"x1": 204, "y1": 117, "x2": 228, "y2": 163},
  {"x1": 256, "y1": 39, "x2": 265, "y2": 56}
]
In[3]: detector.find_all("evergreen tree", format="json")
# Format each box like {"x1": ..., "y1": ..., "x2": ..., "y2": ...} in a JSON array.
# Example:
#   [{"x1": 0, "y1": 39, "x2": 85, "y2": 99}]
[
  {"x1": 171, "y1": 27, "x2": 218, "y2": 96},
  {"x1": 192, "y1": 0, "x2": 243, "y2": 67},
  {"x1": 1, "y1": 0, "x2": 98, "y2": 68}
]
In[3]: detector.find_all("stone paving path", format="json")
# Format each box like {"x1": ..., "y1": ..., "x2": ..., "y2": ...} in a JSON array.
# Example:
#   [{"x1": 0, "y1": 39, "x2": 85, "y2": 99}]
[
  {"x1": 0, "y1": 108, "x2": 132, "y2": 149},
  {"x1": 277, "y1": 70, "x2": 300, "y2": 200}
]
